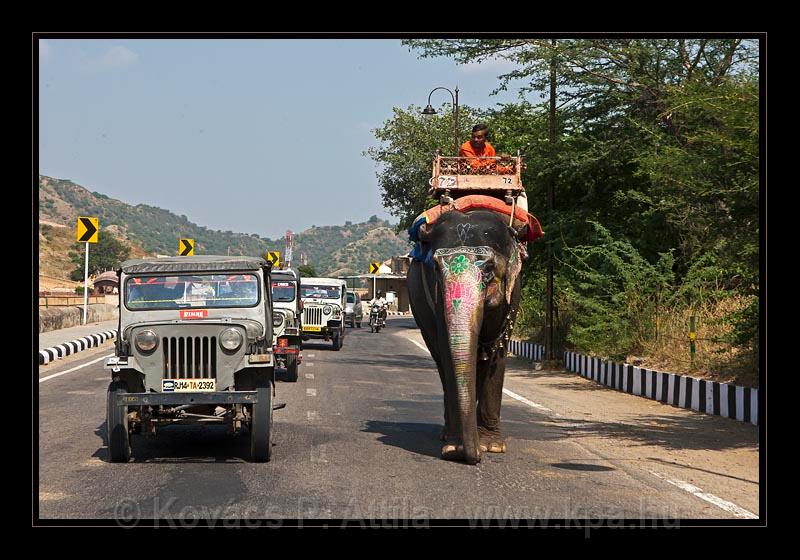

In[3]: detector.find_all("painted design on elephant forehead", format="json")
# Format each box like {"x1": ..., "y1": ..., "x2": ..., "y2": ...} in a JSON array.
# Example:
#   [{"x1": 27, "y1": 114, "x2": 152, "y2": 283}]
[
  {"x1": 456, "y1": 223, "x2": 472, "y2": 245},
  {"x1": 433, "y1": 246, "x2": 492, "y2": 258},
  {"x1": 449, "y1": 254, "x2": 471, "y2": 275}
]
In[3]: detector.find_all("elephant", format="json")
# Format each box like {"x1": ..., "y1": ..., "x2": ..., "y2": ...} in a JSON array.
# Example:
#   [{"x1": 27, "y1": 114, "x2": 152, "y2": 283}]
[{"x1": 408, "y1": 208, "x2": 532, "y2": 465}]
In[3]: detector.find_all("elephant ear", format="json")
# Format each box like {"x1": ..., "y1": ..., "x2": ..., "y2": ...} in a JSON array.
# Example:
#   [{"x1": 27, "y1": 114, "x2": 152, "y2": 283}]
[
  {"x1": 418, "y1": 222, "x2": 434, "y2": 242},
  {"x1": 505, "y1": 244, "x2": 524, "y2": 305}
]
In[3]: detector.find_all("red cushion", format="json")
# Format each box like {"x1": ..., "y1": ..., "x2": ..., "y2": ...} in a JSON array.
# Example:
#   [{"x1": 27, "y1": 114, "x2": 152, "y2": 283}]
[{"x1": 423, "y1": 195, "x2": 544, "y2": 242}]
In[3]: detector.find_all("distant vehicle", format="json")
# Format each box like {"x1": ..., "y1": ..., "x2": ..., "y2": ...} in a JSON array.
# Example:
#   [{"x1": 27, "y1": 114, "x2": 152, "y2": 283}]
[
  {"x1": 369, "y1": 302, "x2": 386, "y2": 333},
  {"x1": 271, "y1": 268, "x2": 302, "y2": 382},
  {"x1": 300, "y1": 277, "x2": 347, "y2": 350},
  {"x1": 105, "y1": 256, "x2": 279, "y2": 463},
  {"x1": 345, "y1": 290, "x2": 363, "y2": 328}
]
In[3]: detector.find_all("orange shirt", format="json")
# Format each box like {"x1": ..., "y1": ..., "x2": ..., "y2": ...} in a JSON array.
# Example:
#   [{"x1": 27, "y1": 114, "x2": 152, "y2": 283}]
[
  {"x1": 459, "y1": 140, "x2": 511, "y2": 173},
  {"x1": 460, "y1": 139, "x2": 495, "y2": 164}
]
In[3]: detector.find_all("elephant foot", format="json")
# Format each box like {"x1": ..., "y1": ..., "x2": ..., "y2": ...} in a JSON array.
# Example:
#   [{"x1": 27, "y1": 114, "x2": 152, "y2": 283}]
[
  {"x1": 441, "y1": 443, "x2": 457, "y2": 457},
  {"x1": 478, "y1": 429, "x2": 507, "y2": 453},
  {"x1": 441, "y1": 444, "x2": 482, "y2": 464},
  {"x1": 479, "y1": 441, "x2": 507, "y2": 453}
]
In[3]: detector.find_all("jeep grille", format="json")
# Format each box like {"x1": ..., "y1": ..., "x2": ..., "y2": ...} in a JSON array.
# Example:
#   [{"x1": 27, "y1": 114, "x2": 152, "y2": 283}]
[
  {"x1": 162, "y1": 336, "x2": 217, "y2": 379},
  {"x1": 304, "y1": 307, "x2": 323, "y2": 327}
]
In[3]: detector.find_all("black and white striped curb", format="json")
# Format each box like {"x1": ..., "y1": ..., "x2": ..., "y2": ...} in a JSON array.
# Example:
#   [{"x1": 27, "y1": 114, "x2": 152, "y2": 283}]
[
  {"x1": 387, "y1": 311, "x2": 412, "y2": 316},
  {"x1": 508, "y1": 339, "x2": 546, "y2": 362},
  {"x1": 564, "y1": 351, "x2": 759, "y2": 426},
  {"x1": 38, "y1": 330, "x2": 117, "y2": 365}
]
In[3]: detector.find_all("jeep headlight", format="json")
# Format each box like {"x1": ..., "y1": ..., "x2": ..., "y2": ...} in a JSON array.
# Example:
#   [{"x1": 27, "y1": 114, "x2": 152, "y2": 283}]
[
  {"x1": 273, "y1": 313, "x2": 284, "y2": 328},
  {"x1": 135, "y1": 329, "x2": 158, "y2": 353},
  {"x1": 219, "y1": 328, "x2": 243, "y2": 351},
  {"x1": 323, "y1": 305, "x2": 332, "y2": 315}
]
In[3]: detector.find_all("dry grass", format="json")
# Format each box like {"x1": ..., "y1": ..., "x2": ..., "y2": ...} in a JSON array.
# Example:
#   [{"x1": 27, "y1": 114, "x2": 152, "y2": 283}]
[
  {"x1": 38, "y1": 221, "x2": 151, "y2": 288},
  {"x1": 630, "y1": 295, "x2": 758, "y2": 388},
  {"x1": 38, "y1": 222, "x2": 78, "y2": 282}
]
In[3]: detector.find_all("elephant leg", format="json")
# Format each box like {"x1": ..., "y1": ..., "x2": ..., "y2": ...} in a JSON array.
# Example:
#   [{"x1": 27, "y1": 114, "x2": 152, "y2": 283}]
[{"x1": 477, "y1": 351, "x2": 507, "y2": 453}]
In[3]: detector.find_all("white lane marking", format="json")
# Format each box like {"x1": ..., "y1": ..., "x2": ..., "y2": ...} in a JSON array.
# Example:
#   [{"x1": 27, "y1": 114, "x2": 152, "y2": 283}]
[
  {"x1": 39, "y1": 354, "x2": 114, "y2": 383},
  {"x1": 649, "y1": 471, "x2": 758, "y2": 519},
  {"x1": 306, "y1": 354, "x2": 315, "y2": 358},
  {"x1": 406, "y1": 337, "x2": 555, "y2": 415},
  {"x1": 305, "y1": 373, "x2": 315, "y2": 380},
  {"x1": 306, "y1": 362, "x2": 314, "y2": 367},
  {"x1": 407, "y1": 338, "x2": 431, "y2": 354},
  {"x1": 306, "y1": 388, "x2": 317, "y2": 397},
  {"x1": 307, "y1": 411, "x2": 319, "y2": 421},
  {"x1": 502, "y1": 388, "x2": 553, "y2": 413}
]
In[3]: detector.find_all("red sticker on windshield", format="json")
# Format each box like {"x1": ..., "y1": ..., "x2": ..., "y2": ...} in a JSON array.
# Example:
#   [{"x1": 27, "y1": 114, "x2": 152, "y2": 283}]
[{"x1": 180, "y1": 309, "x2": 208, "y2": 319}]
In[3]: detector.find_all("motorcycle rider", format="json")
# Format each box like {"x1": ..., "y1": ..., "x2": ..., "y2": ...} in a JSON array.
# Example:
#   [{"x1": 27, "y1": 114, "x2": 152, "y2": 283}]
[{"x1": 369, "y1": 291, "x2": 388, "y2": 325}]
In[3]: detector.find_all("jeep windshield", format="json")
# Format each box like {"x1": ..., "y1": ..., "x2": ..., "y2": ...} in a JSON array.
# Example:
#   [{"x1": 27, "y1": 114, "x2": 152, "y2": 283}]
[
  {"x1": 125, "y1": 273, "x2": 260, "y2": 310},
  {"x1": 300, "y1": 285, "x2": 341, "y2": 300},
  {"x1": 272, "y1": 281, "x2": 296, "y2": 302}
]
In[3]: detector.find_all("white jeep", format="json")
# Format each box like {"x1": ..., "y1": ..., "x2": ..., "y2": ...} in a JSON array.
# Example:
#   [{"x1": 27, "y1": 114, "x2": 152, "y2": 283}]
[
  {"x1": 300, "y1": 277, "x2": 347, "y2": 350},
  {"x1": 271, "y1": 268, "x2": 302, "y2": 382}
]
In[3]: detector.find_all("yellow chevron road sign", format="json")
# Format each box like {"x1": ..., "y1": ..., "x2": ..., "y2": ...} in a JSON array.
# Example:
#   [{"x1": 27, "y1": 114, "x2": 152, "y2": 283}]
[
  {"x1": 266, "y1": 251, "x2": 281, "y2": 267},
  {"x1": 179, "y1": 239, "x2": 194, "y2": 256},
  {"x1": 76, "y1": 217, "x2": 99, "y2": 243}
]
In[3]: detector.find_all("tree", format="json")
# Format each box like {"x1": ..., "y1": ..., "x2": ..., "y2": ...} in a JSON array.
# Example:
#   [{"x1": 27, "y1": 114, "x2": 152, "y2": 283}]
[
  {"x1": 298, "y1": 264, "x2": 317, "y2": 278},
  {"x1": 69, "y1": 231, "x2": 131, "y2": 281}
]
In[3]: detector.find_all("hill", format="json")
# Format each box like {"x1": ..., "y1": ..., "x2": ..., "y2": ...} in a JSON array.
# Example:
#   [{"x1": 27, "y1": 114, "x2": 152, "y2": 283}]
[{"x1": 38, "y1": 175, "x2": 410, "y2": 277}]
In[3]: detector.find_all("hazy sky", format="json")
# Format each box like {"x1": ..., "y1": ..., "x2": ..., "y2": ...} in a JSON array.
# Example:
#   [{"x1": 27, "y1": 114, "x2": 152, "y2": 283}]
[{"x1": 38, "y1": 38, "x2": 538, "y2": 238}]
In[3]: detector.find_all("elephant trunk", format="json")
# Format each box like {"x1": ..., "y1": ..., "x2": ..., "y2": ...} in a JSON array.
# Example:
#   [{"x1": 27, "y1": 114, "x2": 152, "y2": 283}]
[{"x1": 440, "y1": 271, "x2": 486, "y2": 465}]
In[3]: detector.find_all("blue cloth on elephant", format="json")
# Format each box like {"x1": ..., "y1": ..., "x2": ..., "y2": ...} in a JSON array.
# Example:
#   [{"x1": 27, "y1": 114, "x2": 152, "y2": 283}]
[{"x1": 408, "y1": 211, "x2": 435, "y2": 266}]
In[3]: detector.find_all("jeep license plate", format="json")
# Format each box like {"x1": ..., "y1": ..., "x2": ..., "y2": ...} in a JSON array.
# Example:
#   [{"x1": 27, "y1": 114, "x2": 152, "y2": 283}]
[
  {"x1": 303, "y1": 326, "x2": 321, "y2": 332},
  {"x1": 162, "y1": 379, "x2": 216, "y2": 392}
]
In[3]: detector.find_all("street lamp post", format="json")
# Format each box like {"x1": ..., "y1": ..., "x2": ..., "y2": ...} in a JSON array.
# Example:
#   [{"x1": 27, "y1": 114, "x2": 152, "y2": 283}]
[{"x1": 422, "y1": 86, "x2": 459, "y2": 156}]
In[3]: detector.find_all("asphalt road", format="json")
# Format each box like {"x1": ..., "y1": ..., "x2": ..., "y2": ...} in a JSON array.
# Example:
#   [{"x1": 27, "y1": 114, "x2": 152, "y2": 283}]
[{"x1": 37, "y1": 317, "x2": 760, "y2": 524}]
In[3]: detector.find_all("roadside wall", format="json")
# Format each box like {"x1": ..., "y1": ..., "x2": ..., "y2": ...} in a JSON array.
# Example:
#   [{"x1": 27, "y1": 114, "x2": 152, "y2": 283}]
[{"x1": 39, "y1": 304, "x2": 118, "y2": 333}]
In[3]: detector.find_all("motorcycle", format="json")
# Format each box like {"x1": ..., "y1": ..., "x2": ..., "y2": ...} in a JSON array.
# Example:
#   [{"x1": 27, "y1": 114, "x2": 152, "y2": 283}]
[{"x1": 369, "y1": 304, "x2": 386, "y2": 333}]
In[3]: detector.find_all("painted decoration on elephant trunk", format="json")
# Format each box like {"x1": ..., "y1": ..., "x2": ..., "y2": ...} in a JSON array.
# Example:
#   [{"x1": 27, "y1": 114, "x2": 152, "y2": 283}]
[{"x1": 434, "y1": 246, "x2": 494, "y2": 390}]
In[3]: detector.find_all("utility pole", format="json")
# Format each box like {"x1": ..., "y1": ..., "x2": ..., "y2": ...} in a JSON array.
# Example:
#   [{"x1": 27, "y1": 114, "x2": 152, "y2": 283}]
[{"x1": 545, "y1": 39, "x2": 557, "y2": 361}]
